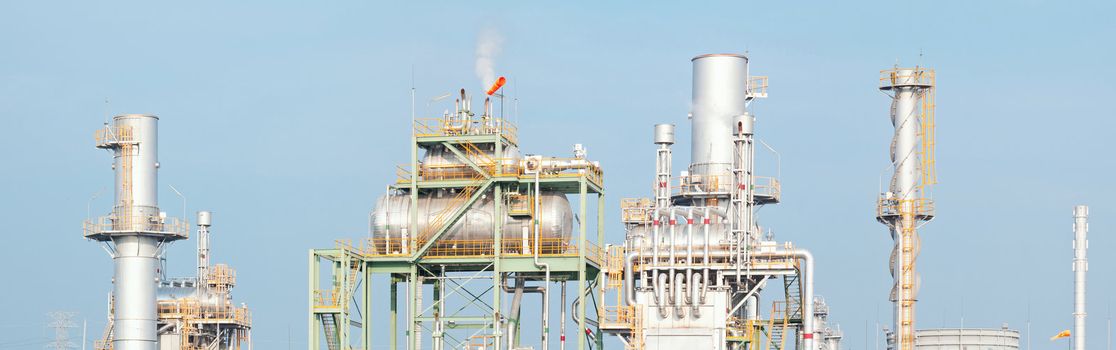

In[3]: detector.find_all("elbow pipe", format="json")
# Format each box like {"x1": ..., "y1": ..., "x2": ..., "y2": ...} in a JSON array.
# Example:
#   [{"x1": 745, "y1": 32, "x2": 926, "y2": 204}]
[
  {"x1": 656, "y1": 274, "x2": 668, "y2": 318},
  {"x1": 754, "y1": 249, "x2": 815, "y2": 350},
  {"x1": 673, "y1": 272, "x2": 685, "y2": 318},
  {"x1": 623, "y1": 252, "x2": 639, "y2": 306}
]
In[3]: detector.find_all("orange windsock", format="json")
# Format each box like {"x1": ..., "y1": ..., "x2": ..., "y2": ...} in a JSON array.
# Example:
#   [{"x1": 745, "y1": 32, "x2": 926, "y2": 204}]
[
  {"x1": 1050, "y1": 330, "x2": 1071, "y2": 341},
  {"x1": 486, "y1": 76, "x2": 506, "y2": 95}
]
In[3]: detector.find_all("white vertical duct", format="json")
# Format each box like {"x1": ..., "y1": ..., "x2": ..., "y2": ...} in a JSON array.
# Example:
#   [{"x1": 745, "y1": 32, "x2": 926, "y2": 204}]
[
  {"x1": 1073, "y1": 205, "x2": 1089, "y2": 350},
  {"x1": 197, "y1": 210, "x2": 212, "y2": 293}
]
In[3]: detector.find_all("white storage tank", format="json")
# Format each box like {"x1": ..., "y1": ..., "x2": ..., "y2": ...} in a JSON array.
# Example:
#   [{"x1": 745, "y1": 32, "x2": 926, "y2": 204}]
[{"x1": 914, "y1": 327, "x2": 1020, "y2": 350}]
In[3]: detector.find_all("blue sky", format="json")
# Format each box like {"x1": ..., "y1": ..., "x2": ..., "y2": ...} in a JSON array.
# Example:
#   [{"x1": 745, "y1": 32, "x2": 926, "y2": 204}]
[{"x1": 1, "y1": 1, "x2": 1113, "y2": 349}]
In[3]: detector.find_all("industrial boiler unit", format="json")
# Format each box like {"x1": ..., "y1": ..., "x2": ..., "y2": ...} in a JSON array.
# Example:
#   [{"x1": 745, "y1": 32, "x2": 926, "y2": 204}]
[{"x1": 85, "y1": 115, "x2": 252, "y2": 350}]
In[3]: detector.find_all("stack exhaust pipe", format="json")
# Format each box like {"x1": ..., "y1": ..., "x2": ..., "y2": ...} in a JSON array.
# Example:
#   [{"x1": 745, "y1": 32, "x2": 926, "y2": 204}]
[
  {"x1": 1073, "y1": 205, "x2": 1089, "y2": 350},
  {"x1": 84, "y1": 115, "x2": 187, "y2": 350}
]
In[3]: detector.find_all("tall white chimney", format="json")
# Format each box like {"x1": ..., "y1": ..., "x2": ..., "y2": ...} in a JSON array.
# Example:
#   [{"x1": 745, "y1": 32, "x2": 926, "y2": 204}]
[{"x1": 1073, "y1": 205, "x2": 1089, "y2": 350}]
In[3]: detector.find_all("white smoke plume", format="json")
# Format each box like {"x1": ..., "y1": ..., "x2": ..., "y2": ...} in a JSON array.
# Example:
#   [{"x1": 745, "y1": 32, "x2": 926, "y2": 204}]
[{"x1": 475, "y1": 27, "x2": 504, "y2": 89}]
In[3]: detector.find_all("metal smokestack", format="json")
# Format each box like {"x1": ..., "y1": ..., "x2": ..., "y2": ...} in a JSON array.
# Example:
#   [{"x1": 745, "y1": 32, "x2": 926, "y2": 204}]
[
  {"x1": 1073, "y1": 205, "x2": 1089, "y2": 350},
  {"x1": 690, "y1": 54, "x2": 750, "y2": 180},
  {"x1": 84, "y1": 114, "x2": 187, "y2": 350}
]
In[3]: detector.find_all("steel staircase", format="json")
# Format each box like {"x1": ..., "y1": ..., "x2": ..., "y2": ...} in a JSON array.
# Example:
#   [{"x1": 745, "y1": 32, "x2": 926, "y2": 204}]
[
  {"x1": 321, "y1": 313, "x2": 340, "y2": 350},
  {"x1": 784, "y1": 269, "x2": 803, "y2": 322},
  {"x1": 764, "y1": 302, "x2": 790, "y2": 350}
]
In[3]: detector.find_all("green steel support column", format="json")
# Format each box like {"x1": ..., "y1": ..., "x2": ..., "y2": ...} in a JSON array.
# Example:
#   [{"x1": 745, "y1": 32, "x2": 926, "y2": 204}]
[
  {"x1": 595, "y1": 192, "x2": 605, "y2": 350},
  {"x1": 390, "y1": 278, "x2": 398, "y2": 350},
  {"x1": 408, "y1": 266, "x2": 418, "y2": 350},
  {"x1": 309, "y1": 251, "x2": 319, "y2": 350},
  {"x1": 363, "y1": 262, "x2": 371, "y2": 350},
  {"x1": 492, "y1": 184, "x2": 503, "y2": 348},
  {"x1": 577, "y1": 179, "x2": 587, "y2": 350}
]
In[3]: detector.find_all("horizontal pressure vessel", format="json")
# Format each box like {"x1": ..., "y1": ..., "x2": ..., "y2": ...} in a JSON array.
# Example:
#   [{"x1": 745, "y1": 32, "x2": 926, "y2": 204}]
[{"x1": 370, "y1": 191, "x2": 574, "y2": 251}]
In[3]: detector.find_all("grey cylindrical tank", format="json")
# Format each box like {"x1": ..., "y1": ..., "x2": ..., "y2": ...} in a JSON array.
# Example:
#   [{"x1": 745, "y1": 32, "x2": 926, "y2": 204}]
[
  {"x1": 654, "y1": 124, "x2": 675, "y2": 145},
  {"x1": 196, "y1": 211, "x2": 212, "y2": 226},
  {"x1": 691, "y1": 54, "x2": 750, "y2": 178},
  {"x1": 370, "y1": 190, "x2": 574, "y2": 249},
  {"x1": 733, "y1": 113, "x2": 754, "y2": 136}
]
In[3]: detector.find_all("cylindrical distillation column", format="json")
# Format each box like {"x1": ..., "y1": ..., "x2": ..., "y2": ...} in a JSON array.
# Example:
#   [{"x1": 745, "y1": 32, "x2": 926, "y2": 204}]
[
  {"x1": 87, "y1": 114, "x2": 186, "y2": 350},
  {"x1": 878, "y1": 68, "x2": 934, "y2": 350},
  {"x1": 1073, "y1": 205, "x2": 1088, "y2": 350}
]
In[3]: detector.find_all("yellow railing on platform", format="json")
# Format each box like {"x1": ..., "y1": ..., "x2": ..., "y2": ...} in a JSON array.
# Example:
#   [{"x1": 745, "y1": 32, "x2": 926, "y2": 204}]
[
  {"x1": 876, "y1": 198, "x2": 935, "y2": 218},
  {"x1": 413, "y1": 117, "x2": 518, "y2": 145},
  {"x1": 749, "y1": 76, "x2": 769, "y2": 99},
  {"x1": 602, "y1": 306, "x2": 643, "y2": 350},
  {"x1": 157, "y1": 299, "x2": 252, "y2": 327},
  {"x1": 361, "y1": 237, "x2": 604, "y2": 263},
  {"x1": 313, "y1": 289, "x2": 341, "y2": 308},
  {"x1": 83, "y1": 213, "x2": 189, "y2": 238}
]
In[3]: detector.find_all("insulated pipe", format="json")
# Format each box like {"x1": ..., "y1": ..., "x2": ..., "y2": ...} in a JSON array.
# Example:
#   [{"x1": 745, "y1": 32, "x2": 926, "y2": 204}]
[
  {"x1": 507, "y1": 277, "x2": 525, "y2": 350},
  {"x1": 668, "y1": 207, "x2": 677, "y2": 315},
  {"x1": 745, "y1": 294, "x2": 759, "y2": 320},
  {"x1": 1073, "y1": 205, "x2": 1089, "y2": 350},
  {"x1": 702, "y1": 207, "x2": 711, "y2": 303},
  {"x1": 657, "y1": 274, "x2": 669, "y2": 318},
  {"x1": 686, "y1": 208, "x2": 695, "y2": 309},
  {"x1": 532, "y1": 171, "x2": 550, "y2": 350},
  {"x1": 560, "y1": 281, "x2": 567, "y2": 350},
  {"x1": 623, "y1": 252, "x2": 639, "y2": 306},
  {"x1": 673, "y1": 272, "x2": 685, "y2": 318},
  {"x1": 651, "y1": 220, "x2": 662, "y2": 307}
]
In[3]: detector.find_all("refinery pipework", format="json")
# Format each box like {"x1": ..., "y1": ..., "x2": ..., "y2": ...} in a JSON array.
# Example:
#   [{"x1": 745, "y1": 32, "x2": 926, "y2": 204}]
[{"x1": 876, "y1": 67, "x2": 936, "y2": 350}]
